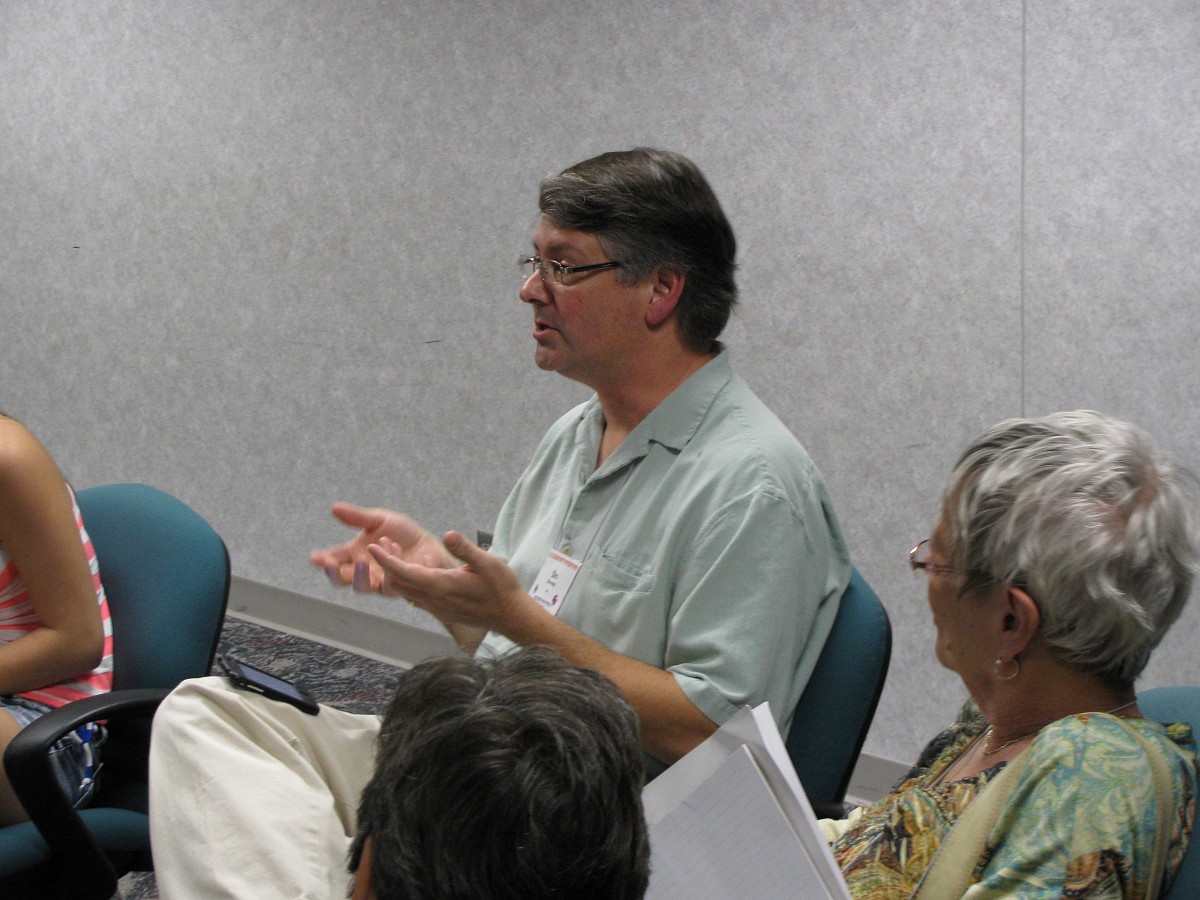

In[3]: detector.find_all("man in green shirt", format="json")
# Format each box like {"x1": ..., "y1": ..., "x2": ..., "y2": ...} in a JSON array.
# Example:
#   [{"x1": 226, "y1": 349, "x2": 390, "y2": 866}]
[{"x1": 313, "y1": 148, "x2": 850, "y2": 770}]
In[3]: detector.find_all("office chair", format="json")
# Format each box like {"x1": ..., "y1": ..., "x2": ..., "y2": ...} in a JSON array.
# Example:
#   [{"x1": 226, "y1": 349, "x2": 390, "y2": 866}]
[
  {"x1": 785, "y1": 567, "x2": 891, "y2": 818},
  {"x1": 0, "y1": 483, "x2": 230, "y2": 900},
  {"x1": 1137, "y1": 686, "x2": 1200, "y2": 900}
]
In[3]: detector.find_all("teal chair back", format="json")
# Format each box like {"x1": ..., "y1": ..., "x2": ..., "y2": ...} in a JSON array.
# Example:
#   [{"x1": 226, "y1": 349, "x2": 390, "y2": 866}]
[
  {"x1": 1137, "y1": 686, "x2": 1200, "y2": 900},
  {"x1": 0, "y1": 483, "x2": 230, "y2": 899},
  {"x1": 785, "y1": 567, "x2": 891, "y2": 815},
  {"x1": 77, "y1": 483, "x2": 230, "y2": 690}
]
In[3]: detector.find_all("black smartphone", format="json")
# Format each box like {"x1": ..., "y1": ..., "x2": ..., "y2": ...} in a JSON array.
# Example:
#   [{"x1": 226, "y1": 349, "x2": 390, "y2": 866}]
[{"x1": 220, "y1": 655, "x2": 320, "y2": 715}]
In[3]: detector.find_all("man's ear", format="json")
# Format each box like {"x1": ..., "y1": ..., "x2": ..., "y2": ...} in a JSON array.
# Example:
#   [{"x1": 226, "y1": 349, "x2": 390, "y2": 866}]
[
  {"x1": 998, "y1": 586, "x2": 1040, "y2": 659},
  {"x1": 350, "y1": 835, "x2": 375, "y2": 900},
  {"x1": 645, "y1": 268, "x2": 685, "y2": 328}
]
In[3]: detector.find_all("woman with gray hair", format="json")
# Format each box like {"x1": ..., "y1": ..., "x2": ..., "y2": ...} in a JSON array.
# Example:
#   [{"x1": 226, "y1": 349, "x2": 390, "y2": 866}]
[{"x1": 826, "y1": 410, "x2": 1200, "y2": 898}]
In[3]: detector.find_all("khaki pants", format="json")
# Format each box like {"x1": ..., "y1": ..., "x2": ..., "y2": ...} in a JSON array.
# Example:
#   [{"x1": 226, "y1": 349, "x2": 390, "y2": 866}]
[{"x1": 149, "y1": 676, "x2": 381, "y2": 899}]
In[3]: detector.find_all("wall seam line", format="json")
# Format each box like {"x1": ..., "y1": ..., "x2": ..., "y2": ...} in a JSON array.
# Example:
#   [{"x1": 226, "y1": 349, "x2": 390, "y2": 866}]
[{"x1": 1020, "y1": 0, "x2": 1028, "y2": 416}]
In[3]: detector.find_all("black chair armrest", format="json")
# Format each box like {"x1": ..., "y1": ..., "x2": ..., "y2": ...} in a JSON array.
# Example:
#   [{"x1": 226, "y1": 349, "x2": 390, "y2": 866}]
[{"x1": 3, "y1": 688, "x2": 168, "y2": 892}]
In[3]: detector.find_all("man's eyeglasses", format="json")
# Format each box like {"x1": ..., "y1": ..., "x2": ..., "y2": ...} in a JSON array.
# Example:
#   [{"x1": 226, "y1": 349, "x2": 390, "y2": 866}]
[
  {"x1": 519, "y1": 256, "x2": 622, "y2": 285},
  {"x1": 908, "y1": 539, "x2": 964, "y2": 578}
]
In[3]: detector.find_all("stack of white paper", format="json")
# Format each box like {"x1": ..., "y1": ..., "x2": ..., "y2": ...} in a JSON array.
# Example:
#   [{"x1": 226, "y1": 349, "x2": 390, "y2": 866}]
[{"x1": 641, "y1": 704, "x2": 851, "y2": 900}]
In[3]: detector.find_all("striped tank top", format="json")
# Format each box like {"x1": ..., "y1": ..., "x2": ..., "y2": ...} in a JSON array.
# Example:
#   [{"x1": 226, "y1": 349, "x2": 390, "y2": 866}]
[{"x1": 0, "y1": 487, "x2": 114, "y2": 706}]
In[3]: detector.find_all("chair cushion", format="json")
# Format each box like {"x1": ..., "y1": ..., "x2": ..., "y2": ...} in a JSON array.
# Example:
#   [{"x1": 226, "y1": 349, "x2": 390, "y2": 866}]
[
  {"x1": 0, "y1": 808, "x2": 148, "y2": 877},
  {"x1": 75, "y1": 808, "x2": 150, "y2": 853},
  {"x1": 0, "y1": 820, "x2": 50, "y2": 876}
]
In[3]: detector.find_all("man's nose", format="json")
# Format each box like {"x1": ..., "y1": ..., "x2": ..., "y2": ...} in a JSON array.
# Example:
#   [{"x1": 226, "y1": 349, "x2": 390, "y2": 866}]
[{"x1": 520, "y1": 269, "x2": 550, "y2": 304}]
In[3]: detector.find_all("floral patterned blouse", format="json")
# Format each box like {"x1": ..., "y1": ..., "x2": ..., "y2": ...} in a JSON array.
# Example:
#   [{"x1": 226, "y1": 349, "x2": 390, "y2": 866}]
[{"x1": 830, "y1": 702, "x2": 1197, "y2": 898}]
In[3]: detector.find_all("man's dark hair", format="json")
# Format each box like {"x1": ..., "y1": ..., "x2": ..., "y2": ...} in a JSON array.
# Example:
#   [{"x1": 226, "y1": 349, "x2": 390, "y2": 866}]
[
  {"x1": 538, "y1": 147, "x2": 738, "y2": 353},
  {"x1": 349, "y1": 646, "x2": 650, "y2": 900}
]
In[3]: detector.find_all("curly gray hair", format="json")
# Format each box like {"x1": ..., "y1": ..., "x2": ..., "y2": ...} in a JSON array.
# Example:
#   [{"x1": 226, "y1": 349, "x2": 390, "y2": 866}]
[{"x1": 941, "y1": 410, "x2": 1200, "y2": 689}]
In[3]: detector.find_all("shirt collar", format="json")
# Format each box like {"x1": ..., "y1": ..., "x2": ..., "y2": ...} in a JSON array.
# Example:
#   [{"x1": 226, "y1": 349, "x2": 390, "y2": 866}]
[{"x1": 580, "y1": 344, "x2": 733, "y2": 475}]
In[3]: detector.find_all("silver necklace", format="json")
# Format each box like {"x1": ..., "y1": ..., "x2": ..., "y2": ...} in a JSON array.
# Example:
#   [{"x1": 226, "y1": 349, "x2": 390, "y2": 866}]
[{"x1": 981, "y1": 698, "x2": 1139, "y2": 756}]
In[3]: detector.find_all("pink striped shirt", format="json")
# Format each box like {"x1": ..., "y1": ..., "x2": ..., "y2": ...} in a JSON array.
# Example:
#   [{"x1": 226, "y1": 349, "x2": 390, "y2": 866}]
[{"x1": 0, "y1": 487, "x2": 114, "y2": 707}]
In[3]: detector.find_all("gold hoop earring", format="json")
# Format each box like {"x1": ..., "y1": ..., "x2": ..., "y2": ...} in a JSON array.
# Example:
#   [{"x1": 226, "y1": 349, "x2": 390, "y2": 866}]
[{"x1": 994, "y1": 657, "x2": 1020, "y2": 681}]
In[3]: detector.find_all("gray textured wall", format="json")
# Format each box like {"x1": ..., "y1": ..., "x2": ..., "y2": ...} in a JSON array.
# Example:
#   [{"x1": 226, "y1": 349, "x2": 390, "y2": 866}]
[{"x1": 3, "y1": 1, "x2": 1197, "y2": 763}]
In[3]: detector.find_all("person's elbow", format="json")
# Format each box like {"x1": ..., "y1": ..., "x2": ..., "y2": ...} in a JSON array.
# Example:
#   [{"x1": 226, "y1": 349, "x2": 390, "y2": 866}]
[
  {"x1": 62, "y1": 615, "x2": 105, "y2": 673},
  {"x1": 79, "y1": 629, "x2": 105, "y2": 670}
]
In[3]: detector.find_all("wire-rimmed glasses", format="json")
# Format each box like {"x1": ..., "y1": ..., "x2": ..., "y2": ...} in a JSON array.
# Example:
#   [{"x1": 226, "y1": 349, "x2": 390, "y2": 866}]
[
  {"x1": 519, "y1": 256, "x2": 622, "y2": 286},
  {"x1": 908, "y1": 539, "x2": 965, "y2": 578}
]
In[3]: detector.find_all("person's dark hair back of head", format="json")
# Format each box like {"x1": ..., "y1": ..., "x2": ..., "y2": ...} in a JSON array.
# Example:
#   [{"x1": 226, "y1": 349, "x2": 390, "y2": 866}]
[
  {"x1": 538, "y1": 147, "x2": 738, "y2": 353},
  {"x1": 352, "y1": 646, "x2": 650, "y2": 900}
]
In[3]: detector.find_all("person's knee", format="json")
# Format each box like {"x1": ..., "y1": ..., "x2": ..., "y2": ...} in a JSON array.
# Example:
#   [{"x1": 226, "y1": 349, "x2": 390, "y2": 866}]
[{"x1": 152, "y1": 676, "x2": 236, "y2": 739}]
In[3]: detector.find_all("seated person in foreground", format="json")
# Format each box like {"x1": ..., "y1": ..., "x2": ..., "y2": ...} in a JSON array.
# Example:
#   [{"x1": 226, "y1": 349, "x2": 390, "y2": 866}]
[
  {"x1": 0, "y1": 413, "x2": 113, "y2": 825},
  {"x1": 348, "y1": 646, "x2": 649, "y2": 900},
  {"x1": 825, "y1": 410, "x2": 1199, "y2": 898}
]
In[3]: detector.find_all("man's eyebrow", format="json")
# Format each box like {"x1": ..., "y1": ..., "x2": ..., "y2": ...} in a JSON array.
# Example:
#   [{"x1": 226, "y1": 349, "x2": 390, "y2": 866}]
[{"x1": 533, "y1": 239, "x2": 581, "y2": 258}]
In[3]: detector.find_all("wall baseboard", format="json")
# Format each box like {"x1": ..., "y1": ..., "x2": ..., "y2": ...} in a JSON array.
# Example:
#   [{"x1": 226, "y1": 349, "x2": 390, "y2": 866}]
[
  {"x1": 228, "y1": 576, "x2": 905, "y2": 803},
  {"x1": 845, "y1": 752, "x2": 907, "y2": 806},
  {"x1": 226, "y1": 575, "x2": 457, "y2": 670}
]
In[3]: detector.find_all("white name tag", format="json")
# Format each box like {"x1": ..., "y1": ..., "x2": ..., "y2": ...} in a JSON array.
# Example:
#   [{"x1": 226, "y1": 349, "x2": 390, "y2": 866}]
[{"x1": 529, "y1": 550, "x2": 582, "y2": 616}]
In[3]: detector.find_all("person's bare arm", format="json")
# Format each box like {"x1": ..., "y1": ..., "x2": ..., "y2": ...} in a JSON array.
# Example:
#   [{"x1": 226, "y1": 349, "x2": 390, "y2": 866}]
[{"x1": 0, "y1": 419, "x2": 103, "y2": 695}]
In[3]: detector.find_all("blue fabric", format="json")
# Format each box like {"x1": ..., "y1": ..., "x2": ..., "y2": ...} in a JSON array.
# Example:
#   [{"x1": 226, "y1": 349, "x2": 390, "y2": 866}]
[{"x1": 0, "y1": 697, "x2": 103, "y2": 808}]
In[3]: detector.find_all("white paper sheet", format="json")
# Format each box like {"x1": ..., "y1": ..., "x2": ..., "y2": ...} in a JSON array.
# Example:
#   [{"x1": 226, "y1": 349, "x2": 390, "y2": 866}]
[{"x1": 642, "y1": 703, "x2": 852, "y2": 900}]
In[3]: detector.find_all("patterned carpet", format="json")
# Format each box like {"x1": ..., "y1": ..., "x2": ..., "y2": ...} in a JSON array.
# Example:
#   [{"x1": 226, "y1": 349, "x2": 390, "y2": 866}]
[{"x1": 117, "y1": 615, "x2": 409, "y2": 899}]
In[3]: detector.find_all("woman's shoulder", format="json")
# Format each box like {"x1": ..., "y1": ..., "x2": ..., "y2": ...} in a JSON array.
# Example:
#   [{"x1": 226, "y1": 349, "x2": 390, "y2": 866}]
[
  {"x1": 980, "y1": 714, "x2": 1197, "y2": 897},
  {"x1": 1039, "y1": 711, "x2": 1194, "y2": 748},
  {"x1": 995, "y1": 713, "x2": 1196, "y2": 849},
  {"x1": 1029, "y1": 712, "x2": 1197, "y2": 784},
  {"x1": 0, "y1": 414, "x2": 35, "y2": 463},
  {"x1": 0, "y1": 416, "x2": 61, "y2": 494}
]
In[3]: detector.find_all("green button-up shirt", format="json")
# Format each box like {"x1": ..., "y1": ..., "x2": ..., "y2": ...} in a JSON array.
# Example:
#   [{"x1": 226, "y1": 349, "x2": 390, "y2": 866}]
[{"x1": 478, "y1": 348, "x2": 850, "y2": 772}]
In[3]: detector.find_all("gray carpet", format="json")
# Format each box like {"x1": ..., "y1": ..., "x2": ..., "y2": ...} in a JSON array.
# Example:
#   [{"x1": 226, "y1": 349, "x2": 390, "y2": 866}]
[{"x1": 117, "y1": 615, "x2": 409, "y2": 899}]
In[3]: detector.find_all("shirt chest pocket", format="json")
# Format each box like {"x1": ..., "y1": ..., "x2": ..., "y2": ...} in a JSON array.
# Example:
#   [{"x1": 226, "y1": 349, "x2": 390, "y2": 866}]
[
  {"x1": 586, "y1": 548, "x2": 656, "y2": 596},
  {"x1": 565, "y1": 548, "x2": 666, "y2": 664}
]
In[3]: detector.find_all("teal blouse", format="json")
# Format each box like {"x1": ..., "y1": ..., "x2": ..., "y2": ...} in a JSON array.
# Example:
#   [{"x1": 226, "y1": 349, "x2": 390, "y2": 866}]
[{"x1": 832, "y1": 703, "x2": 1197, "y2": 898}]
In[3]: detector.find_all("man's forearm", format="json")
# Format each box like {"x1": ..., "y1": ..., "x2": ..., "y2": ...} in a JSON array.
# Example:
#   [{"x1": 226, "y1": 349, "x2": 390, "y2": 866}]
[{"x1": 497, "y1": 597, "x2": 717, "y2": 765}]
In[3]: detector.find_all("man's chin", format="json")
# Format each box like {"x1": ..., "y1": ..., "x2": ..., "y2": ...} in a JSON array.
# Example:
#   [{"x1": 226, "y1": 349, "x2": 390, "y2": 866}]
[{"x1": 532, "y1": 348, "x2": 562, "y2": 372}]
